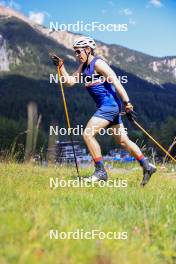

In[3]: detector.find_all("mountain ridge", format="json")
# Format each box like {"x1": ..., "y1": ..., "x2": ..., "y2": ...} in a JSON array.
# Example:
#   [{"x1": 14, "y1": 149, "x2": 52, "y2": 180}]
[{"x1": 0, "y1": 5, "x2": 176, "y2": 85}]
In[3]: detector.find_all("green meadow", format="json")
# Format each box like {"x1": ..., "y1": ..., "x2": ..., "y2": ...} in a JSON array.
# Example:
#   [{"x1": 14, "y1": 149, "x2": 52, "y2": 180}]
[{"x1": 0, "y1": 162, "x2": 176, "y2": 264}]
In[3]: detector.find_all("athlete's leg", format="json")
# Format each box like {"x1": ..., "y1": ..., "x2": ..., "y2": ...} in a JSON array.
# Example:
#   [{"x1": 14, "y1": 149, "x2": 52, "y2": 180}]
[
  {"x1": 110, "y1": 123, "x2": 143, "y2": 159},
  {"x1": 110, "y1": 123, "x2": 156, "y2": 186},
  {"x1": 83, "y1": 116, "x2": 110, "y2": 182},
  {"x1": 83, "y1": 116, "x2": 110, "y2": 160}
]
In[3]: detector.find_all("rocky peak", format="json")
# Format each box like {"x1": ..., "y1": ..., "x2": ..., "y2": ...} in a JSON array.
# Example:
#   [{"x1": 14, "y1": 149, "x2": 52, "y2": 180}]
[
  {"x1": 0, "y1": 5, "x2": 32, "y2": 25},
  {"x1": 149, "y1": 58, "x2": 176, "y2": 78},
  {"x1": 0, "y1": 34, "x2": 9, "y2": 71}
]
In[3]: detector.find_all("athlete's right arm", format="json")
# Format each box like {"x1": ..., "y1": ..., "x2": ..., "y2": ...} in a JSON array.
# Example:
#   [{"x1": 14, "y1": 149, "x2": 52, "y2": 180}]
[
  {"x1": 50, "y1": 53, "x2": 83, "y2": 86},
  {"x1": 59, "y1": 63, "x2": 83, "y2": 86}
]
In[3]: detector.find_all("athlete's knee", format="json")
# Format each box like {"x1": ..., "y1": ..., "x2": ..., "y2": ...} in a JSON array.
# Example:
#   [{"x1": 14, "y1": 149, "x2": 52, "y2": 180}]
[
  {"x1": 118, "y1": 137, "x2": 130, "y2": 148},
  {"x1": 119, "y1": 140, "x2": 127, "y2": 148},
  {"x1": 83, "y1": 129, "x2": 94, "y2": 142}
]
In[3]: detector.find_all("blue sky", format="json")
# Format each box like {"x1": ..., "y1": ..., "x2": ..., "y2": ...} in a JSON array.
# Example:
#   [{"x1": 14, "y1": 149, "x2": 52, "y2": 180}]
[{"x1": 1, "y1": 0, "x2": 176, "y2": 57}]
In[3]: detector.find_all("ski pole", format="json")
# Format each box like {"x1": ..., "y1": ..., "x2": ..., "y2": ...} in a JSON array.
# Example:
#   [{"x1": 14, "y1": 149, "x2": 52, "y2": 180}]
[
  {"x1": 49, "y1": 52, "x2": 80, "y2": 179},
  {"x1": 133, "y1": 119, "x2": 176, "y2": 163},
  {"x1": 121, "y1": 110, "x2": 176, "y2": 162},
  {"x1": 57, "y1": 65, "x2": 80, "y2": 179}
]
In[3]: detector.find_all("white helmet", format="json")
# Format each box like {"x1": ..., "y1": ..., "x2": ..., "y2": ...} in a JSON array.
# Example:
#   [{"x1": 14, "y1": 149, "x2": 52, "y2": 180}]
[{"x1": 73, "y1": 37, "x2": 96, "y2": 50}]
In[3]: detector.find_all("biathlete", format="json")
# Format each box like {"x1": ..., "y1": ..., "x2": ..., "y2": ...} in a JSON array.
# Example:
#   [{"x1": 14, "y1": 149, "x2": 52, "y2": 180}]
[{"x1": 51, "y1": 36, "x2": 156, "y2": 186}]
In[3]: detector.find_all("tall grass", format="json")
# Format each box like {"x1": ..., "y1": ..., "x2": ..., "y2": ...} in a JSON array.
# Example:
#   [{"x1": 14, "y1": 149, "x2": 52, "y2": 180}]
[{"x1": 0, "y1": 162, "x2": 176, "y2": 264}]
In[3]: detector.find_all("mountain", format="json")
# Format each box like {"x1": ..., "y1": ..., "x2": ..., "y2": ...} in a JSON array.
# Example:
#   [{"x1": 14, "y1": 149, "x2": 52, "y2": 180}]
[
  {"x1": 0, "y1": 5, "x2": 176, "y2": 154},
  {"x1": 0, "y1": 5, "x2": 176, "y2": 85}
]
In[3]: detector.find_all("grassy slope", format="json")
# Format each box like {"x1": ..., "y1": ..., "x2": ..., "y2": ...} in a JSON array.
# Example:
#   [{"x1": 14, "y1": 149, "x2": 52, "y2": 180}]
[{"x1": 0, "y1": 163, "x2": 176, "y2": 264}]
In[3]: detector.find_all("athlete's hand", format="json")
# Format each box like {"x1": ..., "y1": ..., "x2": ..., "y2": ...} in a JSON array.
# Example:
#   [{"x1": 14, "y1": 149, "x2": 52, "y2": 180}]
[
  {"x1": 49, "y1": 52, "x2": 64, "y2": 68},
  {"x1": 125, "y1": 101, "x2": 133, "y2": 112},
  {"x1": 124, "y1": 102, "x2": 136, "y2": 121}
]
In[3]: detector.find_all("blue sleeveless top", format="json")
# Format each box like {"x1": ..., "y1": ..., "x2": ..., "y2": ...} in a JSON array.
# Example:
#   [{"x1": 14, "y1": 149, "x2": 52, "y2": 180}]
[{"x1": 82, "y1": 56, "x2": 122, "y2": 109}]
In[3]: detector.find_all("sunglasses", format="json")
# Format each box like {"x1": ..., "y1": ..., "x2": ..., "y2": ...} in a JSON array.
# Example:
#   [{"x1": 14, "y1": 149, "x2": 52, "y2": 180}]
[{"x1": 74, "y1": 49, "x2": 84, "y2": 56}]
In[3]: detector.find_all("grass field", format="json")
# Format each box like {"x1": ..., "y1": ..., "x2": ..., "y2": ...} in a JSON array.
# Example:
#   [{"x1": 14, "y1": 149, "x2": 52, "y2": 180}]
[{"x1": 0, "y1": 162, "x2": 176, "y2": 264}]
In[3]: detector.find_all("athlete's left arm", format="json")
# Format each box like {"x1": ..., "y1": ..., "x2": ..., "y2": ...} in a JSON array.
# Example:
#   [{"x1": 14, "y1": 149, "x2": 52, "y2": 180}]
[{"x1": 95, "y1": 59, "x2": 129, "y2": 103}]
